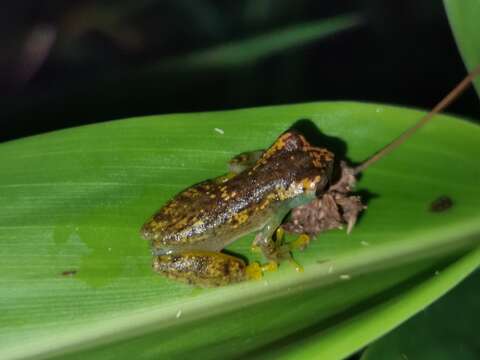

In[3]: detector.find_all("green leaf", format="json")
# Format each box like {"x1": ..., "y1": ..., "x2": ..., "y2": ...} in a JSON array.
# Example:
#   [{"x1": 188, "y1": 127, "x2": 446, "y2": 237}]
[
  {"x1": 1, "y1": 102, "x2": 480, "y2": 359},
  {"x1": 444, "y1": 0, "x2": 480, "y2": 97},
  {"x1": 361, "y1": 267, "x2": 480, "y2": 360},
  {"x1": 257, "y1": 247, "x2": 480, "y2": 360},
  {"x1": 155, "y1": 13, "x2": 363, "y2": 70}
]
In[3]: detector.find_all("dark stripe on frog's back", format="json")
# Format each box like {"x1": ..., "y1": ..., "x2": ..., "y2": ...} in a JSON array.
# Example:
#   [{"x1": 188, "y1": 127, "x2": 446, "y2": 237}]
[{"x1": 144, "y1": 133, "x2": 334, "y2": 247}]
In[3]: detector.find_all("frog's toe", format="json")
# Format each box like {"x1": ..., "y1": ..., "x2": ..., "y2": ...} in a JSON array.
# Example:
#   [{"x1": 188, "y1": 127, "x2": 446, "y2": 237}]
[
  {"x1": 245, "y1": 260, "x2": 278, "y2": 281},
  {"x1": 245, "y1": 262, "x2": 263, "y2": 280},
  {"x1": 289, "y1": 258, "x2": 304, "y2": 273},
  {"x1": 250, "y1": 243, "x2": 262, "y2": 254},
  {"x1": 289, "y1": 234, "x2": 311, "y2": 251},
  {"x1": 261, "y1": 261, "x2": 278, "y2": 272}
]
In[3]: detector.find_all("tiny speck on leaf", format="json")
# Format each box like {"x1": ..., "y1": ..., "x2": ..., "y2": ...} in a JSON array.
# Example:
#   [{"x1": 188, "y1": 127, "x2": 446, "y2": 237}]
[
  {"x1": 214, "y1": 128, "x2": 224, "y2": 135},
  {"x1": 430, "y1": 196, "x2": 453, "y2": 213},
  {"x1": 61, "y1": 270, "x2": 77, "y2": 276}
]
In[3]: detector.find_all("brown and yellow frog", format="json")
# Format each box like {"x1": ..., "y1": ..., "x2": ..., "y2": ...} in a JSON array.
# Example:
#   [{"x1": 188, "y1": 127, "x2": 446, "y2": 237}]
[{"x1": 141, "y1": 131, "x2": 334, "y2": 287}]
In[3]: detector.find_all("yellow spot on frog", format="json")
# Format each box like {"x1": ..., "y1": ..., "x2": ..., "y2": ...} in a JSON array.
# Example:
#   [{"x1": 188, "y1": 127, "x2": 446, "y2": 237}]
[
  {"x1": 262, "y1": 134, "x2": 287, "y2": 159},
  {"x1": 301, "y1": 178, "x2": 315, "y2": 190},
  {"x1": 234, "y1": 211, "x2": 249, "y2": 225},
  {"x1": 245, "y1": 262, "x2": 262, "y2": 280},
  {"x1": 259, "y1": 198, "x2": 272, "y2": 210}
]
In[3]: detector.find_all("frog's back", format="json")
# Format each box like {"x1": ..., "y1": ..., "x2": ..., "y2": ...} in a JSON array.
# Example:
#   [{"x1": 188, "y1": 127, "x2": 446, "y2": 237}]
[{"x1": 141, "y1": 179, "x2": 242, "y2": 244}]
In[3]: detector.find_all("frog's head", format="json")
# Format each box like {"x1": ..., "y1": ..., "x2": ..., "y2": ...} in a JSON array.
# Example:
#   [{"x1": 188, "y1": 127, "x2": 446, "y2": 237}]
[{"x1": 254, "y1": 130, "x2": 335, "y2": 197}]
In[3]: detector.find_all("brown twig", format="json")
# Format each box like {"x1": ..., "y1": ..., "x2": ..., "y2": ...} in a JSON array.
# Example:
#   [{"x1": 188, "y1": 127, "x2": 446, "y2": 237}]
[{"x1": 354, "y1": 64, "x2": 480, "y2": 174}]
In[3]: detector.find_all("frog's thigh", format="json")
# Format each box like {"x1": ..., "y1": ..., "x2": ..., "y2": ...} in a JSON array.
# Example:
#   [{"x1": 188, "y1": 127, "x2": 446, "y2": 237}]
[
  {"x1": 153, "y1": 251, "x2": 248, "y2": 287},
  {"x1": 228, "y1": 150, "x2": 264, "y2": 174}
]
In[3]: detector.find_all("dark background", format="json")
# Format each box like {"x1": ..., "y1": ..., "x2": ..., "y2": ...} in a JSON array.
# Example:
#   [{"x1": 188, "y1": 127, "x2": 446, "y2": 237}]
[{"x1": 2, "y1": 0, "x2": 479, "y2": 143}]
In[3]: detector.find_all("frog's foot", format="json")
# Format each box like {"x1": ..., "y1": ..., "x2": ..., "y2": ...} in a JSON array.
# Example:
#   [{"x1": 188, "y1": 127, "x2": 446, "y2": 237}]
[
  {"x1": 244, "y1": 261, "x2": 278, "y2": 281},
  {"x1": 245, "y1": 262, "x2": 263, "y2": 280},
  {"x1": 250, "y1": 243, "x2": 262, "y2": 254},
  {"x1": 228, "y1": 150, "x2": 264, "y2": 174},
  {"x1": 275, "y1": 229, "x2": 305, "y2": 272},
  {"x1": 153, "y1": 251, "x2": 248, "y2": 287},
  {"x1": 289, "y1": 234, "x2": 311, "y2": 251},
  {"x1": 253, "y1": 230, "x2": 292, "y2": 264}
]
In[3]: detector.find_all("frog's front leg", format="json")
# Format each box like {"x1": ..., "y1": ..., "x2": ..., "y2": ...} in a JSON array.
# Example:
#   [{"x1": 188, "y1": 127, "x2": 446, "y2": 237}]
[
  {"x1": 212, "y1": 151, "x2": 263, "y2": 185},
  {"x1": 253, "y1": 207, "x2": 293, "y2": 263},
  {"x1": 228, "y1": 150, "x2": 263, "y2": 174},
  {"x1": 153, "y1": 251, "x2": 262, "y2": 287}
]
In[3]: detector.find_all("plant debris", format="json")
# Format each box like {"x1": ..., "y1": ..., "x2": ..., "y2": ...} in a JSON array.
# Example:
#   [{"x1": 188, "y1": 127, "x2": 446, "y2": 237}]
[
  {"x1": 429, "y1": 196, "x2": 453, "y2": 213},
  {"x1": 61, "y1": 270, "x2": 77, "y2": 276},
  {"x1": 283, "y1": 161, "x2": 366, "y2": 235}
]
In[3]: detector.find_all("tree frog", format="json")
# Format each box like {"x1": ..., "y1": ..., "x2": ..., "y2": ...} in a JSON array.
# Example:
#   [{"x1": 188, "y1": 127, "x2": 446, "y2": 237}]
[{"x1": 141, "y1": 131, "x2": 334, "y2": 287}]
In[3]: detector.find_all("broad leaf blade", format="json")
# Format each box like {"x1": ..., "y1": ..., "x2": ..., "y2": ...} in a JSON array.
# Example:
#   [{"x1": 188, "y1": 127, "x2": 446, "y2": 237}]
[
  {"x1": 258, "y1": 247, "x2": 480, "y2": 360},
  {"x1": 361, "y1": 261, "x2": 480, "y2": 360},
  {"x1": 155, "y1": 14, "x2": 362, "y2": 70},
  {"x1": 444, "y1": 0, "x2": 480, "y2": 97},
  {"x1": 1, "y1": 102, "x2": 480, "y2": 359}
]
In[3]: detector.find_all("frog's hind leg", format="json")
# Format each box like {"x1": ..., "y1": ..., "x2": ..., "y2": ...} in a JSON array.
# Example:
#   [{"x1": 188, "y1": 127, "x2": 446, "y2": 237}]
[{"x1": 153, "y1": 251, "x2": 262, "y2": 287}]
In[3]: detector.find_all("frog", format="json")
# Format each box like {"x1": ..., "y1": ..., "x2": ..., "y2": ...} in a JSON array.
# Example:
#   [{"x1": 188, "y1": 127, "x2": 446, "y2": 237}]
[{"x1": 140, "y1": 130, "x2": 334, "y2": 287}]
